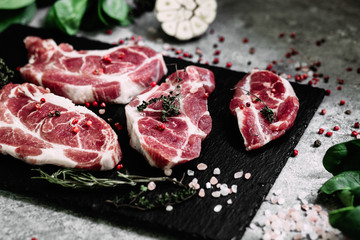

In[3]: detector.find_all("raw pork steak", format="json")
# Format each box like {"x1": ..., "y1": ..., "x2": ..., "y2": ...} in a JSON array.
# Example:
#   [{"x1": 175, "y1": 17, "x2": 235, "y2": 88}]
[
  {"x1": 229, "y1": 70, "x2": 299, "y2": 151},
  {"x1": 0, "y1": 83, "x2": 121, "y2": 170},
  {"x1": 20, "y1": 36, "x2": 167, "y2": 104},
  {"x1": 125, "y1": 66, "x2": 215, "y2": 169}
]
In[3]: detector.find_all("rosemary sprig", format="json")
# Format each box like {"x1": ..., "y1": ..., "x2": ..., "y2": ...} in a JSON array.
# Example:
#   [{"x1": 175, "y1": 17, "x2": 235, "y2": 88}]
[
  {"x1": 137, "y1": 64, "x2": 183, "y2": 122},
  {"x1": 233, "y1": 87, "x2": 275, "y2": 123},
  {"x1": 32, "y1": 168, "x2": 196, "y2": 210},
  {"x1": 31, "y1": 168, "x2": 186, "y2": 189},
  {"x1": 107, "y1": 185, "x2": 196, "y2": 211}
]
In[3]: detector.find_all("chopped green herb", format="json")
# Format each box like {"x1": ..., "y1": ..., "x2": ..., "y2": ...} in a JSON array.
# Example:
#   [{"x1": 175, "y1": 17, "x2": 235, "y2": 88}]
[
  {"x1": 0, "y1": 58, "x2": 14, "y2": 88},
  {"x1": 137, "y1": 64, "x2": 183, "y2": 122},
  {"x1": 233, "y1": 87, "x2": 275, "y2": 123}
]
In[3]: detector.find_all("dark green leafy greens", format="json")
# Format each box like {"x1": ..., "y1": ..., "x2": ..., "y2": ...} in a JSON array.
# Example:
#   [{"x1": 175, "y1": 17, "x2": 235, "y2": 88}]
[
  {"x1": 0, "y1": 2, "x2": 36, "y2": 33},
  {"x1": 319, "y1": 139, "x2": 360, "y2": 238},
  {"x1": 323, "y1": 139, "x2": 360, "y2": 175},
  {"x1": 0, "y1": 0, "x2": 35, "y2": 9},
  {"x1": 46, "y1": 0, "x2": 88, "y2": 36}
]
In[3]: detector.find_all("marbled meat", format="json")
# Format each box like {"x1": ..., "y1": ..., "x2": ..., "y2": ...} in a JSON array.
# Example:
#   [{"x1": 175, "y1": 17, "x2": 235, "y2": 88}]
[
  {"x1": 125, "y1": 66, "x2": 215, "y2": 169},
  {"x1": 20, "y1": 36, "x2": 167, "y2": 104},
  {"x1": 0, "y1": 83, "x2": 121, "y2": 170},
  {"x1": 229, "y1": 70, "x2": 299, "y2": 150}
]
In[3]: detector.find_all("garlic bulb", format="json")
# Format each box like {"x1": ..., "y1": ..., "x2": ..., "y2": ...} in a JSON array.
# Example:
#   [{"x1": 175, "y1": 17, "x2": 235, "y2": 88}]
[{"x1": 155, "y1": 0, "x2": 217, "y2": 40}]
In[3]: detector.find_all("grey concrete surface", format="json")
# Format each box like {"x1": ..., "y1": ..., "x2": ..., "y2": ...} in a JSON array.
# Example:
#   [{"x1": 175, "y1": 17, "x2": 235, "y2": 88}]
[{"x1": 1, "y1": 0, "x2": 359, "y2": 239}]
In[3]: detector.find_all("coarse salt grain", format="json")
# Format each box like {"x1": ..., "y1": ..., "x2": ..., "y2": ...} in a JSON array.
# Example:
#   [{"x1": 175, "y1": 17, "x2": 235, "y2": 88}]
[
  {"x1": 212, "y1": 191, "x2": 221, "y2": 198},
  {"x1": 234, "y1": 170, "x2": 243, "y2": 179},
  {"x1": 213, "y1": 168, "x2": 220, "y2": 175},
  {"x1": 210, "y1": 176, "x2": 218, "y2": 185},
  {"x1": 197, "y1": 163, "x2": 208, "y2": 170},
  {"x1": 187, "y1": 169, "x2": 194, "y2": 176},
  {"x1": 206, "y1": 182, "x2": 211, "y2": 189},
  {"x1": 166, "y1": 205, "x2": 173, "y2": 211},
  {"x1": 214, "y1": 204, "x2": 222, "y2": 212},
  {"x1": 277, "y1": 198, "x2": 285, "y2": 205},
  {"x1": 147, "y1": 181, "x2": 156, "y2": 191},
  {"x1": 244, "y1": 172, "x2": 251, "y2": 179},
  {"x1": 231, "y1": 185, "x2": 238, "y2": 193},
  {"x1": 164, "y1": 168, "x2": 172, "y2": 176},
  {"x1": 98, "y1": 109, "x2": 105, "y2": 114},
  {"x1": 198, "y1": 188, "x2": 205, "y2": 197}
]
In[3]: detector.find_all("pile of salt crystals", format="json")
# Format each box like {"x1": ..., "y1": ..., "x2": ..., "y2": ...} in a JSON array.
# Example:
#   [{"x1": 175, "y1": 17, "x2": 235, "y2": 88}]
[{"x1": 249, "y1": 190, "x2": 343, "y2": 240}]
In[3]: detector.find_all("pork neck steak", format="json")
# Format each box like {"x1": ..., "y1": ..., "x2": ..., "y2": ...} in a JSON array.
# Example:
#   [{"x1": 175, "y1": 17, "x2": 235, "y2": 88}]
[
  {"x1": 0, "y1": 83, "x2": 121, "y2": 170},
  {"x1": 125, "y1": 66, "x2": 215, "y2": 169},
  {"x1": 229, "y1": 70, "x2": 299, "y2": 151},
  {"x1": 20, "y1": 36, "x2": 167, "y2": 104}
]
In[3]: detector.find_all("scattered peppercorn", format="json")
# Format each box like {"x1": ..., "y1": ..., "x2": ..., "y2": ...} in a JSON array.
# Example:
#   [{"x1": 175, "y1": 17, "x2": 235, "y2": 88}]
[
  {"x1": 326, "y1": 131, "x2": 333, "y2": 137},
  {"x1": 93, "y1": 101, "x2": 98, "y2": 107},
  {"x1": 226, "y1": 62, "x2": 232, "y2": 68},
  {"x1": 114, "y1": 122, "x2": 122, "y2": 131},
  {"x1": 218, "y1": 36, "x2": 225, "y2": 42},
  {"x1": 86, "y1": 120, "x2": 92, "y2": 126},
  {"x1": 204, "y1": 92, "x2": 209, "y2": 98},
  {"x1": 292, "y1": 149, "x2": 298, "y2": 157},
  {"x1": 55, "y1": 110, "x2": 61, "y2": 116},
  {"x1": 351, "y1": 131, "x2": 358, "y2": 137},
  {"x1": 243, "y1": 37, "x2": 249, "y2": 43},
  {"x1": 290, "y1": 32, "x2": 296, "y2": 38},
  {"x1": 318, "y1": 128, "x2": 324, "y2": 134},
  {"x1": 320, "y1": 109, "x2": 326, "y2": 115},
  {"x1": 333, "y1": 126, "x2": 339, "y2": 131},
  {"x1": 339, "y1": 100, "x2": 345, "y2": 105},
  {"x1": 346, "y1": 67, "x2": 352, "y2": 72},
  {"x1": 73, "y1": 126, "x2": 80, "y2": 133},
  {"x1": 150, "y1": 81, "x2": 157, "y2": 87},
  {"x1": 354, "y1": 122, "x2": 360, "y2": 128},
  {"x1": 345, "y1": 110, "x2": 351, "y2": 115},
  {"x1": 249, "y1": 47, "x2": 255, "y2": 54},
  {"x1": 72, "y1": 119, "x2": 79, "y2": 124},
  {"x1": 116, "y1": 164, "x2": 123, "y2": 170},
  {"x1": 325, "y1": 89, "x2": 331, "y2": 96},
  {"x1": 313, "y1": 140, "x2": 321, "y2": 148},
  {"x1": 337, "y1": 86, "x2": 342, "y2": 90},
  {"x1": 40, "y1": 98, "x2": 46, "y2": 103},
  {"x1": 213, "y1": 58, "x2": 219, "y2": 64},
  {"x1": 100, "y1": 102, "x2": 106, "y2": 108}
]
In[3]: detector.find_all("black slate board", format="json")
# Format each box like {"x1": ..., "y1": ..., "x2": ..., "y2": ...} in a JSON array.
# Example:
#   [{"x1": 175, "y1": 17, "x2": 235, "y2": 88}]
[{"x1": 0, "y1": 25, "x2": 325, "y2": 240}]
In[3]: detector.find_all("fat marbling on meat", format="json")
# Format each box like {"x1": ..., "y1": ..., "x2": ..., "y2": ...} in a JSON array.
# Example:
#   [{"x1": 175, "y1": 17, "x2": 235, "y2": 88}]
[
  {"x1": 0, "y1": 83, "x2": 121, "y2": 170},
  {"x1": 229, "y1": 70, "x2": 299, "y2": 151},
  {"x1": 125, "y1": 65, "x2": 215, "y2": 169},
  {"x1": 20, "y1": 36, "x2": 167, "y2": 104}
]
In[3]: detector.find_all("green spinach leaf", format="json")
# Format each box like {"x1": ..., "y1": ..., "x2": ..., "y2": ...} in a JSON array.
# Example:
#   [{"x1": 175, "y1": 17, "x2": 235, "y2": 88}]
[
  {"x1": 323, "y1": 139, "x2": 360, "y2": 175},
  {"x1": 0, "y1": 0, "x2": 35, "y2": 10},
  {"x1": 0, "y1": 3, "x2": 36, "y2": 33},
  {"x1": 329, "y1": 206, "x2": 360, "y2": 239},
  {"x1": 47, "y1": 0, "x2": 88, "y2": 35},
  {"x1": 101, "y1": 0, "x2": 131, "y2": 26}
]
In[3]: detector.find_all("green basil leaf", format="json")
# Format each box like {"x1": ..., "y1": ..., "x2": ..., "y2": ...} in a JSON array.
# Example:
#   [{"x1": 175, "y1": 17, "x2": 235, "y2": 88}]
[
  {"x1": 97, "y1": 0, "x2": 110, "y2": 26},
  {"x1": 0, "y1": 0, "x2": 35, "y2": 10},
  {"x1": 329, "y1": 206, "x2": 360, "y2": 239},
  {"x1": 336, "y1": 189, "x2": 354, "y2": 207},
  {"x1": 50, "y1": 0, "x2": 88, "y2": 35},
  {"x1": 320, "y1": 171, "x2": 360, "y2": 195},
  {"x1": 323, "y1": 139, "x2": 360, "y2": 175},
  {"x1": 0, "y1": 3, "x2": 36, "y2": 33},
  {"x1": 101, "y1": 0, "x2": 131, "y2": 26}
]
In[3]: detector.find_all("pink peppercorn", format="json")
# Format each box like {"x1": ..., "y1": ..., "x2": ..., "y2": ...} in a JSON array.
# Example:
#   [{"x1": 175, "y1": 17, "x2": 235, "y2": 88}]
[
  {"x1": 318, "y1": 128, "x2": 324, "y2": 134},
  {"x1": 351, "y1": 131, "x2": 358, "y2": 137},
  {"x1": 226, "y1": 62, "x2": 232, "y2": 68},
  {"x1": 292, "y1": 149, "x2": 298, "y2": 157},
  {"x1": 320, "y1": 109, "x2": 326, "y2": 115},
  {"x1": 354, "y1": 122, "x2": 360, "y2": 128},
  {"x1": 326, "y1": 132, "x2": 333, "y2": 137},
  {"x1": 333, "y1": 126, "x2": 339, "y2": 131},
  {"x1": 339, "y1": 100, "x2": 345, "y2": 105},
  {"x1": 325, "y1": 89, "x2": 331, "y2": 96}
]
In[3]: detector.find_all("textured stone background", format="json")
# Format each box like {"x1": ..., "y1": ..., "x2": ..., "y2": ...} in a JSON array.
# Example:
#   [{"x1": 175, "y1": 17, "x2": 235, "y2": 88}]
[{"x1": 0, "y1": 0, "x2": 359, "y2": 239}]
